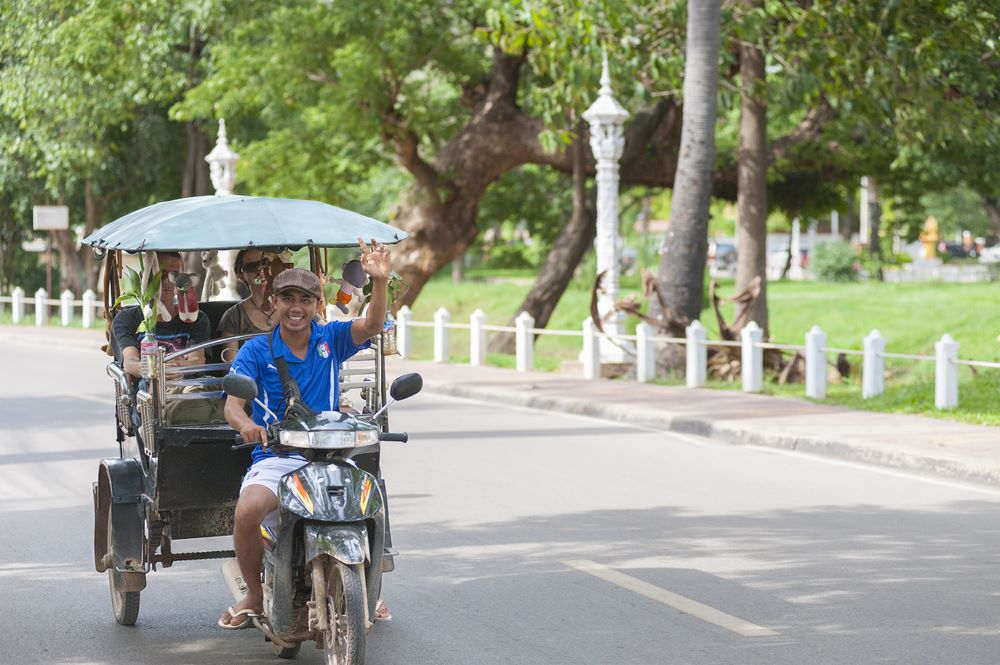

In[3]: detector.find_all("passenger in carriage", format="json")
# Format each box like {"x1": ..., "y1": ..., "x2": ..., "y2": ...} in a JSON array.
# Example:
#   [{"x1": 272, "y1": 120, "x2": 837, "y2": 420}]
[
  {"x1": 111, "y1": 251, "x2": 210, "y2": 379},
  {"x1": 218, "y1": 248, "x2": 280, "y2": 359},
  {"x1": 111, "y1": 251, "x2": 219, "y2": 425}
]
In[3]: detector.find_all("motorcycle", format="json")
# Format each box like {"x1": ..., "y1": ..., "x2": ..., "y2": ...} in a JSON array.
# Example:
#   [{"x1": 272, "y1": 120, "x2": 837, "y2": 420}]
[{"x1": 221, "y1": 371, "x2": 422, "y2": 664}]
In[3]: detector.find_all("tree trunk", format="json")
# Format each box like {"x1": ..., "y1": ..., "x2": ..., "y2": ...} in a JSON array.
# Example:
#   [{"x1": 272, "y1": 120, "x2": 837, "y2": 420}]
[
  {"x1": 734, "y1": 2, "x2": 769, "y2": 334},
  {"x1": 653, "y1": 0, "x2": 721, "y2": 372},
  {"x1": 488, "y1": 124, "x2": 596, "y2": 355},
  {"x1": 82, "y1": 180, "x2": 103, "y2": 292}
]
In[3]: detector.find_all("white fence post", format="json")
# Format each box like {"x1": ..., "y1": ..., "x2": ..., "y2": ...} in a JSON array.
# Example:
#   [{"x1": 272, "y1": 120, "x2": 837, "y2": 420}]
[
  {"x1": 935, "y1": 333, "x2": 959, "y2": 409},
  {"x1": 862, "y1": 329, "x2": 885, "y2": 399},
  {"x1": 470, "y1": 309, "x2": 487, "y2": 367},
  {"x1": 433, "y1": 307, "x2": 451, "y2": 363},
  {"x1": 12, "y1": 287, "x2": 25, "y2": 323},
  {"x1": 34, "y1": 289, "x2": 48, "y2": 327},
  {"x1": 582, "y1": 318, "x2": 599, "y2": 379},
  {"x1": 636, "y1": 322, "x2": 655, "y2": 383},
  {"x1": 685, "y1": 320, "x2": 706, "y2": 388},
  {"x1": 805, "y1": 325, "x2": 827, "y2": 399},
  {"x1": 515, "y1": 311, "x2": 534, "y2": 372},
  {"x1": 396, "y1": 306, "x2": 412, "y2": 358},
  {"x1": 741, "y1": 321, "x2": 764, "y2": 393},
  {"x1": 60, "y1": 290, "x2": 74, "y2": 326},
  {"x1": 82, "y1": 289, "x2": 97, "y2": 329}
]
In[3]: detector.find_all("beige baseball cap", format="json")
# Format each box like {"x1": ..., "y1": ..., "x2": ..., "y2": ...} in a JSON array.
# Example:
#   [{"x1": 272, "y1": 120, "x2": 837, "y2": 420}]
[{"x1": 272, "y1": 268, "x2": 323, "y2": 299}]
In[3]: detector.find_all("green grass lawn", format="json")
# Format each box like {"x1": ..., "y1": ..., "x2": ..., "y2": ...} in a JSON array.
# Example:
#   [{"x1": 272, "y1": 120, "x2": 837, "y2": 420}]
[{"x1": 403, "y1": 273, "x2": 1000, "y2": 424}]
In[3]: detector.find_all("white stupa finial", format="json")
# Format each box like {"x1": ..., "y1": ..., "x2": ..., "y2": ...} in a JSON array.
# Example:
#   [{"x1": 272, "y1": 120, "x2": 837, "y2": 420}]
[{"x1": 599, "y1": 48, "x2": 612, "y2": 96}]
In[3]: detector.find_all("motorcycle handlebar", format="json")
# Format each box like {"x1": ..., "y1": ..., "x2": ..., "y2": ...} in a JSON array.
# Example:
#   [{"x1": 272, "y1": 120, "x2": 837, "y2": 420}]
[
  {"x1": 231, "y1": 433, "x2": 276, "y2": 451},
  {"x1": 380, "y1": 432, "x2": 408, "y2": 443}
]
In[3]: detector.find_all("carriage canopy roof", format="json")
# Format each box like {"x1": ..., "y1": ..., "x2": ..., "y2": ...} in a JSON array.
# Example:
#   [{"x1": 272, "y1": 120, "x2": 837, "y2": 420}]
[{"x1": 82, "y1": 195, "x2": 407, "y2": 252}]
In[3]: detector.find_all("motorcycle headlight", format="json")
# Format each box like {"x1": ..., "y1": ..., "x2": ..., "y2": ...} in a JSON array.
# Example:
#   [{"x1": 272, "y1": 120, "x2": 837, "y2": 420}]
[{"x1": 279, "y1": 429, "x2": 379, "y2": 449}]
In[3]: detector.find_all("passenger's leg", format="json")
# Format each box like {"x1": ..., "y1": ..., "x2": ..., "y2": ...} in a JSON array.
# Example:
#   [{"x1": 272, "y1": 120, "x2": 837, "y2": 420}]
[{"x1": 220, "y1": 484, "x2": 276, "y2": 626}]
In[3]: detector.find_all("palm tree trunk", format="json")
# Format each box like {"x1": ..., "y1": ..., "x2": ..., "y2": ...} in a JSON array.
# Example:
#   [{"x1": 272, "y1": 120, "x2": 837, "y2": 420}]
[
  {"x1": 734, "y1": 0, "x2": 768, "y2": 334},
  {"x1": 654, "y1": 0, "x2": 721, "y2": 371}
]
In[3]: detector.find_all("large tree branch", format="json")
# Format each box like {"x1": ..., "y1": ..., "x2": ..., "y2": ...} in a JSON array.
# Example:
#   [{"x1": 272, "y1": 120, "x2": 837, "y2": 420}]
[{"x1": 393, "y1": 129, "x2": 440, "y2": 195}]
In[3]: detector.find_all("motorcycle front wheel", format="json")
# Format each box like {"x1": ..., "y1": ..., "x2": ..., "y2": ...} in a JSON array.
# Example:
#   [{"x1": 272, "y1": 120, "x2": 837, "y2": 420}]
[{"x1": 323, "y1": 559, "x2": 365, "y2": 665}]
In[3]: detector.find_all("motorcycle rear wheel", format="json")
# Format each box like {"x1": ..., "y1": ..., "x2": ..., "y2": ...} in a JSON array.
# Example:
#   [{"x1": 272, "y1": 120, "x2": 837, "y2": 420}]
[{"x1": 323, "y1": 559, "x2": 365, "y2": 665}]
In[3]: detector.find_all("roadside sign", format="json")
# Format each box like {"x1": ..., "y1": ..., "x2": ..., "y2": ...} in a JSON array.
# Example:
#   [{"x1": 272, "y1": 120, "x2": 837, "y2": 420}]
[{"x1": 33, "y1": 206, "x2": 69, "y2": 231}]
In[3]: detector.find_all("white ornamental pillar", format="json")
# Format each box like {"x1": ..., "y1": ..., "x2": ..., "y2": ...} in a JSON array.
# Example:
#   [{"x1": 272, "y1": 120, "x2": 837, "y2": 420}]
[
  {"x1": 205, "y1": 119, "x2": 242, "y2": 301},
  {"x1": 805, "y1": 325, "x2": 827, "y2": 399},
  {"x1": 636, "y1": 321, "x2": 655, "y2": 383},
  {"x1": 60, "y1": 290, "x2": 74, "y2": 326},
  {"x1": 685, "y1": 320, "x2": 707, "y2": 388},
  {"x1": 583, "y1": 52, "x2": 630, "y2": 363},
  {"x1": 862, "y1": 329, "x2": 886, "y2": 399},
  {"x1": 82, "y1": 289, "x2": 97, "y2": 328},
  {"x1": 830, "y1": 210, "x2": 840, "y2": 238},
  {"x1": 515, "y1": 311, "x2": 534, "y2": 372},
  {"x1": 741, "y1": 321, "x2": 764, "y2": 393},
  {"x1": 34, "y1": 288, "x2": 48, "y2": 326},
  {"x1": 433, "y1": 307, "x2": 450, "y2": 363},
  {"x1": 582, "y1": 317, "x2": 599, "y2": 380},
  {"x1": 935, "y1": 334, "x2": 959, "y2": 410},
  {"x1": 12, "y1": 287, "x2": 24, "y2": 323},
  {"x1": 470, "y1": 309, "x2": 487, "y2": 367},
  {"x1": 789, "y1": 218, "x2": 803, "y2": 280},
  {"x1": 396, "y1": 305, "x2": 412, "y2": 358}
]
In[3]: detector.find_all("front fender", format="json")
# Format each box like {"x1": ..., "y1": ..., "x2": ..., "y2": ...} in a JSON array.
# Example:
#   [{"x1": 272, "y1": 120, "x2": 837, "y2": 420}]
[
  {"x1": 303, "y1": 523, "x2": 368, "y2": 566},
  {"x1": 94, "y1": 458, "x2": 146, "y2": 575}
]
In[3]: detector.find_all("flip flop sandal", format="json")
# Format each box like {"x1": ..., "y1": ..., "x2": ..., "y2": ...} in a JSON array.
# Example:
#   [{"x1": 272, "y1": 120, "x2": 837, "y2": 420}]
[
  {"x1": 218, "y1": 607, "x2": 260, "y2": 630},
  {"x1": 374, "y1": 599, "x2": 392, "y2": 623}
]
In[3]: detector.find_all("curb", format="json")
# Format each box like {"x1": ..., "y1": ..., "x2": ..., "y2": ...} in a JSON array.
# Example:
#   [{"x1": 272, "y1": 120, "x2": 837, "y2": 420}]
[{"x1": 420, "y1": 379, "x2": 1000, "y2": 488}]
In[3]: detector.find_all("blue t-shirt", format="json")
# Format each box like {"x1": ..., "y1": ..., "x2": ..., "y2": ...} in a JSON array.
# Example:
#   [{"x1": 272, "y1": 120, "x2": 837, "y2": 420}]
[{"x1": 229, "y1": 320, "x2": 370, "y2": 465}]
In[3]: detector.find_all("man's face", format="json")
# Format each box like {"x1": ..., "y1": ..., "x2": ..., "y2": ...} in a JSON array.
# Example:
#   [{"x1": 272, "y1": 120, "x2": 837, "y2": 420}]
[
  {"x1": 271, "y1": 289, "x2": 317, "y2": 333},
  {"x1": 157, "y1": 254, "x2": 183, "y2": 317}
]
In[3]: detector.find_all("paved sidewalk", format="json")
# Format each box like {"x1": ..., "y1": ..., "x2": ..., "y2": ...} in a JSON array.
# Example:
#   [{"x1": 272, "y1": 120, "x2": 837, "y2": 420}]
[{"x1": 6, "y1": 324, "x2": 999, "y2": 487}]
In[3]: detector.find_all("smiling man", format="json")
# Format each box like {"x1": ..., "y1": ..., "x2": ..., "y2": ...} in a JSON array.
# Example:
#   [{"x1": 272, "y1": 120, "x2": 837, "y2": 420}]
[{"x1": 219, "y1": 238, "x2": 391, "y2": 629}]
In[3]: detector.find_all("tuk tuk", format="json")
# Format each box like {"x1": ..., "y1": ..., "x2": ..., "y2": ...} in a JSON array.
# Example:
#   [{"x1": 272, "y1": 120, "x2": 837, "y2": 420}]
[{"x1": 84, "y1": 195, "x2": 410, "y2": 661}]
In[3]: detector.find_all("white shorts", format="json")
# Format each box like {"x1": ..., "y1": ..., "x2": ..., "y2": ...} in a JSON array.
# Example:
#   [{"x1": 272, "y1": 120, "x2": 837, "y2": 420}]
[{"x1": 240, "y1": 456, "x2": 308, "y2": 496}]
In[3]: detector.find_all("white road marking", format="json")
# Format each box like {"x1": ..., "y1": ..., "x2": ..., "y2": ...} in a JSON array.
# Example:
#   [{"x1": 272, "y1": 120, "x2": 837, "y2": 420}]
[{"x1": 563, "y1": 559, "x2": 779, "y2": 637}]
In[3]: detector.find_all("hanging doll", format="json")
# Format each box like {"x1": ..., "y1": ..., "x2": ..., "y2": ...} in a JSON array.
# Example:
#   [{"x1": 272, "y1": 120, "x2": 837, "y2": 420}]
[
  {"x1": 332, "y1": 259, "x2": 368, "y2": 314},
  {"x1": 200, "y1": 250, "x2": 227, "y2": 301}
]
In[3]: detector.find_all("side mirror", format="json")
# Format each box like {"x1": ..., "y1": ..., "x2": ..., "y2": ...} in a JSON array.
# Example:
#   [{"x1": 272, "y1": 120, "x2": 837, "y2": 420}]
[
  {"x1": 389, "y1": 373, "x2": 423, "y2": 401},
  {"x1": 223, "y1": 373, "x2": 259, "y2": 401}
]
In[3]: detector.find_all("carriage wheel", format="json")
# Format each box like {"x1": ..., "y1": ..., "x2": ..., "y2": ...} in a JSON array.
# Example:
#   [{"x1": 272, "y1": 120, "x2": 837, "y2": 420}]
[{"x1": 107, "y1": 503, "x2": 141, "y2": 626}]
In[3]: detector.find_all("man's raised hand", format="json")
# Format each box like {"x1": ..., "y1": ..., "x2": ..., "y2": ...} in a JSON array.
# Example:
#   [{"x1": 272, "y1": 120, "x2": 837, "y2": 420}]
[{"x1": 357, "y1": 237, "x2": 391, "y2": 282}]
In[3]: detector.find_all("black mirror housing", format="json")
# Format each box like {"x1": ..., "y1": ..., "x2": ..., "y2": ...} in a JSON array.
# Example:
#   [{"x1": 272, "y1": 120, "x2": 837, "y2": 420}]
[
  {"x1": 389, "y1": 373, "x2": 423, "y2": 401},
  {"x1": 223, "y1": 373, "x2": 259, "y2": 401}
]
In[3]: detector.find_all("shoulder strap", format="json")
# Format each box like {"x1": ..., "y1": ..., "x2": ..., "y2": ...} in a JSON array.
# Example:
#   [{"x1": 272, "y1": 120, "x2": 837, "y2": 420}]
[{"x1": 268, "y1": 329, "x2": 315, "y2": 418}]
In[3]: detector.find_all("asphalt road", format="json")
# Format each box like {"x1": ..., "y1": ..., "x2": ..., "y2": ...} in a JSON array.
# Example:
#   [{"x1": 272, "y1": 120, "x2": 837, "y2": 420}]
[{"x1": 2, "y1": 339, "x2": 999, "y2": 665}]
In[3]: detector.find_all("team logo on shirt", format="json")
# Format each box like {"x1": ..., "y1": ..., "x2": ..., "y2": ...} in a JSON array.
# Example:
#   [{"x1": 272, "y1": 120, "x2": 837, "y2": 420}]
[{"x1": 317, "y1": 341, "x2": 330, "y2": 358}]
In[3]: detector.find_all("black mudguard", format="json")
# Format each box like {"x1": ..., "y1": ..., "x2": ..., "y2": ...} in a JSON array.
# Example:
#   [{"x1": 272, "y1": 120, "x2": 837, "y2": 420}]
[{"x1": 93, "y1": 458, "x2": 146, "y2": 580}]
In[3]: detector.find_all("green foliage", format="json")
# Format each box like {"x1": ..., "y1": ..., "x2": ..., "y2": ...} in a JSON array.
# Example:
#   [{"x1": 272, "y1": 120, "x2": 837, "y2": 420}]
[
  {"x1": 810, "y1": 241, "x2": 859, "y2": 282},
  {"x1": 112, "y1": 259, "x2": 162, "y2": 333}
]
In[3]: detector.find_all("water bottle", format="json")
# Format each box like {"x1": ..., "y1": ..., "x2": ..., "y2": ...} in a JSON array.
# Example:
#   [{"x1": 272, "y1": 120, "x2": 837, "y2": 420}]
[
  {"x1": 139, "y1": 333, "x2": 158, "y2": 379},
  {"x1": 382, "y1": 314, "x2": 398, "y2": 355}
]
